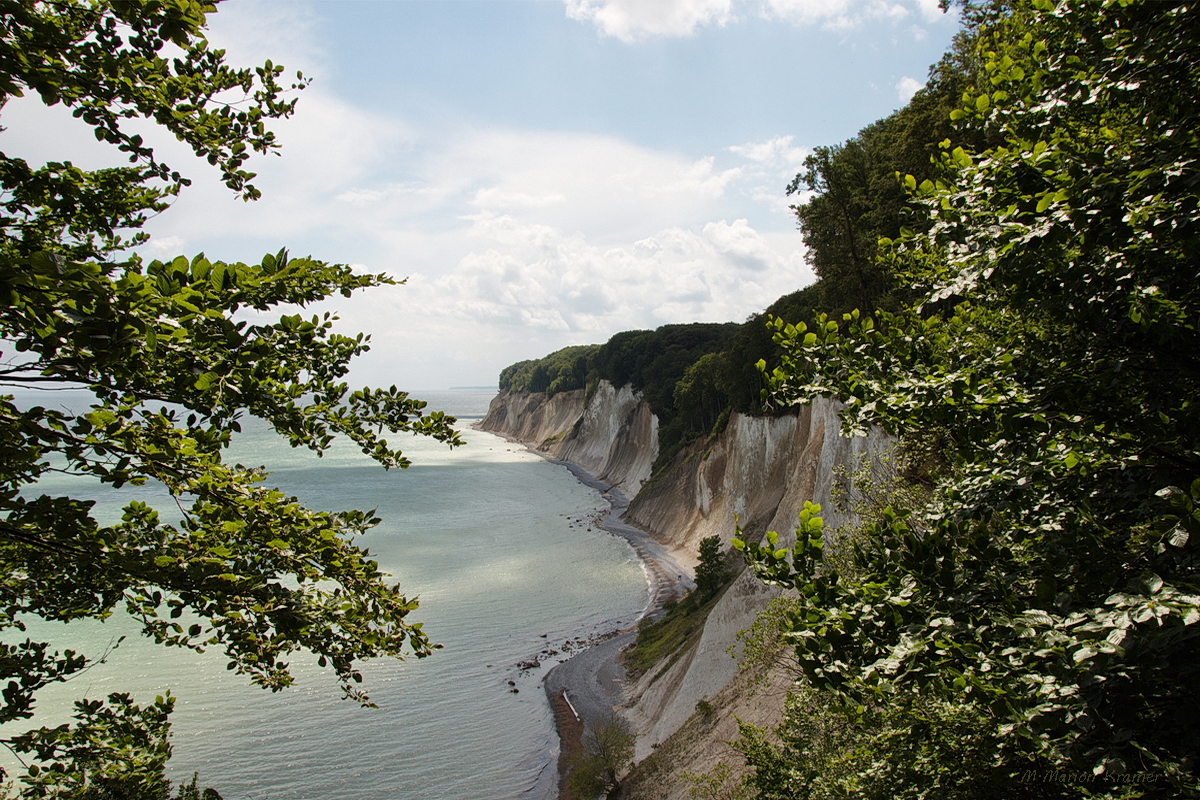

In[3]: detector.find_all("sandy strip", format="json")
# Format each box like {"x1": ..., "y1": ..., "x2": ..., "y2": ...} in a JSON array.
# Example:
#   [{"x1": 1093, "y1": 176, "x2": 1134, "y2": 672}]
[{"x1": 549, "y1": 690, "x2": 585, "y2": 799}]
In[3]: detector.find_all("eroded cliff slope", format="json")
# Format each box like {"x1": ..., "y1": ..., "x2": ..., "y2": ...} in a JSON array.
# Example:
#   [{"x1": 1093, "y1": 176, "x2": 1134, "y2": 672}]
[
  {"x1": 620, "y1": 401, "x2": 889, "y2": 761},
  {"x1": 482, "y1": 383, "x2": 889, "y2": 797},
  {"x1": 482, "y1": 381, "x2": 658, "y2": 498}
]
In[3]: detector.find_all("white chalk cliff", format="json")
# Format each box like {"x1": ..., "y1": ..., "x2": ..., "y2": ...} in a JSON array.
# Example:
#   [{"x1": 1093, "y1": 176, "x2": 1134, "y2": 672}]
[
  {"x1": 481, "y1": 381, "x2": 890, "y2": 794},
  {"x1": 481, "y1": 381, "x2": 658, "y2": 499}
]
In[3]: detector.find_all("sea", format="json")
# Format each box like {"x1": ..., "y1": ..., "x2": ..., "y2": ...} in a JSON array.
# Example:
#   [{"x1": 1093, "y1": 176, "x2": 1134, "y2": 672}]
[{"x1": 1, "y1": 389, "x2": 648, "y2": 799}]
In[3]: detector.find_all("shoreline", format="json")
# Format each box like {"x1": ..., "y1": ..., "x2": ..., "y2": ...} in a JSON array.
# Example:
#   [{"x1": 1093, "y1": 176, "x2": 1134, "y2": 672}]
[
  {"x1": 473, "y1": 424, "x2": 692, "y2": 799},
  {"x1": 545, "y1": 455, "x2": 694, "y2": 623},
  {"x1": 540, "y1": 456, "x2": 692, "y2": 799}
]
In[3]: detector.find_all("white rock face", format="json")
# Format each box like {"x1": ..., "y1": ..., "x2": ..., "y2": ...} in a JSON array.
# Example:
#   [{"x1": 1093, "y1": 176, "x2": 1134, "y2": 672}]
[
  {"x1": 481, "y1": 385, "x2": 892, "y2": 768},
  {"x1": 554, "y1": 381, "x2": 658, "y2": 498},
  {"x1": 479, "y1": 381, "x2": 658, "y2": 497},
  {"x1": 623, "y1": 399, "x2": 891, "y2": 757},
  {"x1": 478, "y1": 387, "x2": 588, "y2": 448}
]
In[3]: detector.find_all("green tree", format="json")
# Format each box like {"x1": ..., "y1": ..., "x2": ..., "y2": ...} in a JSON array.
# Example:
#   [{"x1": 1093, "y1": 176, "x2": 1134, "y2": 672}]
[
  {"x1": 693, "y1": 535, "x2": 728, "y2": 602},
  {"x1": 497, "y1": 344, "x2": 599, "y2": 396},
  {"x1": 739, "y1": 0, "x2": 1200, "y2": 797},
  {"x1": 1, "y1": 2, "x2": 461, "y2": 795},
  {"x1": 787, "y1": 35, "x2": 989, "y2": 317},
  {"x1": 568, "y1": 713, "x2": 635, "y2": 799},
  {"x1": 672, "y1": 353, "x2": 728, "y2": 436}
]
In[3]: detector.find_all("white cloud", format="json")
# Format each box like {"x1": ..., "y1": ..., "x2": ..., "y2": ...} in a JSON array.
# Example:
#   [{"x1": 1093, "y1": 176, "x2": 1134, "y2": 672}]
[
  {"x1": 913, "y1": 0, "x2": 947, "y2": 21},
  {"x1": 703, "y1": 219, "x2": 781, "y2": 271},
  {"x1": 2, "y1": 0, "x2": 831, "y2": 389},
  {"x1": 124, "y1": 91, "x2": 418, "y2": 251},
  {"x1": 566, "y1": 0, "x2": 949, "y2": 38},
  {"x1": 471, "y1": 188, "x2": 568, "y2": 210},
  {"x1": 0, "y1": 37, "x2": 805, "y2": 384},
  {"x1": 410, "y1": 129, "x2": 749, "y2": 243},
  {"x1": 896, "y1": 75, "x2": 925, "y2": 102},
  {"x1": 564, "y1": 0, "x2": 735, "y2": 42},
  {"x1": 729, "y1": 135, "x2": 809, "y2": 168},
  {"x1": 762, "y1": 0, "x2": 856, "y2": 27},
  {"x1": 127, "y1": 113, "x2": 814, "y2": 387},
  {"x1": 759, "y1": 0, "x2": 913, "y2": 29},
  {"x1": 143, "y1": 237, "x2": 186, "y2": 259},
  {"x1": 203, "y1": 1, "x2": 326, "y2": 80},
  {"x1": 400, "y1": 212, "x2": 806, "y2": 337},
  {"x1": 726, "y1": 136, "x2": 811, "y2": 222},
  {"x1": 653, "y1": 156, "x2": 743, "y2": 198}
]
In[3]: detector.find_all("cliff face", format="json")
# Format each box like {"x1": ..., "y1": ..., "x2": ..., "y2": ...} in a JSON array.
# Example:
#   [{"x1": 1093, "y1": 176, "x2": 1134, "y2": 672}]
[
  {"x1": 482, "y1": 383, "x2": 890, "y2": 795},
  {"x1": 626, "y1": 404, "x2": 871, "y2": 556},
  {"x1": 621, "y1": 401, "x2": 890, "y2": 764},
  {"x1": 481, "y1": 381, "x2": 658, "y2": 498},
  {"x1": 479, "y1": 387, "x2": 589, "y2": 450}
]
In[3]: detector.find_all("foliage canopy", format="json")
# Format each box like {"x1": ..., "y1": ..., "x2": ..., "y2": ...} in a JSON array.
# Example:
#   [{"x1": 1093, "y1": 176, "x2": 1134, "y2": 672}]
[
  {"x1": 693, "y1": 534, "x2": 729, "y2": 603},
  {"x1": 568, "y1": 713, "x2": 635, "y2": 799},
  {"x1": 738, "y1": 0, "x2": 1200, "y2": 796},
  {"x1": 1, "y1": 2, "x2": 460, "y2": 795}
]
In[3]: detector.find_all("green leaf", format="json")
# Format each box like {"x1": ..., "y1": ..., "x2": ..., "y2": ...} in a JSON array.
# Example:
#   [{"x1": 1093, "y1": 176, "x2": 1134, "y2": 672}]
[
  {"x1": 194, "y1": 372, "x2": 218, "y2": 390},
  {"x1": 209, "y1": 262, "x2": 227, "y2": 290}
]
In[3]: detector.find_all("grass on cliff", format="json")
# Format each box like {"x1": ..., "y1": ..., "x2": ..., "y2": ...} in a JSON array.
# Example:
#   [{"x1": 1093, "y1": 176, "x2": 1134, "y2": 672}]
[
  {"x1": 624, "y1": 595, "x2": 714, "y2": 679},
  {"x1": 624, "y1": 549, "x2": 741, "y2": 679}
]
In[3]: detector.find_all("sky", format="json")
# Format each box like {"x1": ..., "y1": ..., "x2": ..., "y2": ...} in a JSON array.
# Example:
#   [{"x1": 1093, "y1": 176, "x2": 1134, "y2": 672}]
[{"x1": 6, "y1": 0, "x2": 963, "y2": 390}]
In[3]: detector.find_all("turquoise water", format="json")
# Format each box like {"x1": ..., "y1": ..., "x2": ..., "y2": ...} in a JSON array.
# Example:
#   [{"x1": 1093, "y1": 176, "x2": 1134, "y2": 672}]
[{"x1": 2, "y1": 390, "x2": 647, "y2": 799}]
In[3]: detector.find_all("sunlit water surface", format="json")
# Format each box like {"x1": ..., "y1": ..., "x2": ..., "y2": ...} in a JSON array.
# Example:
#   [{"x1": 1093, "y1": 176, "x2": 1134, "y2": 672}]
[{"x1": 3, "y1": 390, "x2": 646, "y2": 799}]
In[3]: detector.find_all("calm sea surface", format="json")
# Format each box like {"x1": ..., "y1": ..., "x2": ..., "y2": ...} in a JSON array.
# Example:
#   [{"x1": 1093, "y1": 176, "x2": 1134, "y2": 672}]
[{"x1": 3, "y1": 390, "x2": 647, "y2": 799}]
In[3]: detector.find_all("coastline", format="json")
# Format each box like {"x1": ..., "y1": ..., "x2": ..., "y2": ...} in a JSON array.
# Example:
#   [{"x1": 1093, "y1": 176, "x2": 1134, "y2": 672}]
[
  {"x1": 472, "y1": 423, "x2": 693, "y2": 799},
  {"x1": 540, "y1": 456, "x2": 692, "y2": 799},
  {"x1": 546, "y1": 456, "x2": 694, "y2": 622}
]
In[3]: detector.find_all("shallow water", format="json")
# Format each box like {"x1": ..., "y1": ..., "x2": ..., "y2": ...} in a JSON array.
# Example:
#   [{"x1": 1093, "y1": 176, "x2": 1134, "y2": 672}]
[{"x1": 2, "y1": 390, "x2": 646, "y2": 799}]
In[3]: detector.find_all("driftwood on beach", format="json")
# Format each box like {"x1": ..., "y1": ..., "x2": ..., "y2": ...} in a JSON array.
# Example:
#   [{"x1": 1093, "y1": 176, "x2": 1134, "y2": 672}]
[{"x1": 551, "y1": 691, "x2": 585, "y2": 799}]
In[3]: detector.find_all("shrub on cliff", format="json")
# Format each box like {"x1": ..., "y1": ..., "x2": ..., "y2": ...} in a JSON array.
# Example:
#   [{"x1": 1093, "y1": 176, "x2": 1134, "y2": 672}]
[
  {"x1": 693, "y1": 535, "x2": 731, "y2": 602},
  {"x1": 568, "y1": 714, "x2": 636, "y2": 799}
]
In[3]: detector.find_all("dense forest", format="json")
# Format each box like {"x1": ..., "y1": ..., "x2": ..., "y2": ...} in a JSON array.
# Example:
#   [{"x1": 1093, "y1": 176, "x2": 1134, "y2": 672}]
[
  {"x1": 734, "y1": 0, "x2": 1200, "y2": 796},
  {"x1": 506, "y1": 1, "x2": 1200, "y2": 797}
]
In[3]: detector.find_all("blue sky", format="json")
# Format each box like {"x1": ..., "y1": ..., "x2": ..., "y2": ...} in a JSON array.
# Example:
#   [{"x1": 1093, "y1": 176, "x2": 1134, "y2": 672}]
[{"x1": 8, "y1": 0, "x2": 962, "y2": 390}]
